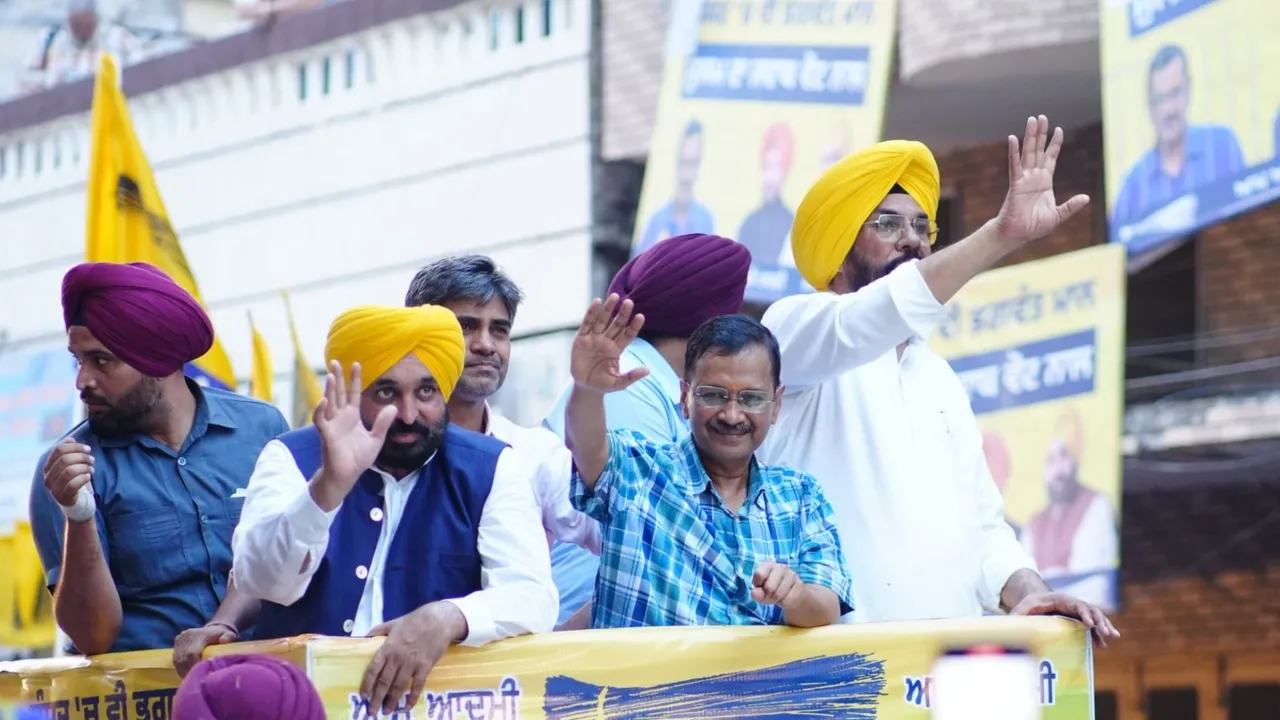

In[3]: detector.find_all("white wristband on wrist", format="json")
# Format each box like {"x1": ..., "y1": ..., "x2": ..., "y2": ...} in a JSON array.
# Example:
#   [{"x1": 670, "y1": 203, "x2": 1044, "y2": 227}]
[{"x1": 60, "y1": 484, "x2": 97, "y2": 523}]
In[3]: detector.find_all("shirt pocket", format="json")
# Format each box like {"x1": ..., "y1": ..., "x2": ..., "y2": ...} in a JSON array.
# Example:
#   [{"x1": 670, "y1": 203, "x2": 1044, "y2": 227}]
[{"x1": 105, "y1": 507, "x2": 192, "y2": 591}]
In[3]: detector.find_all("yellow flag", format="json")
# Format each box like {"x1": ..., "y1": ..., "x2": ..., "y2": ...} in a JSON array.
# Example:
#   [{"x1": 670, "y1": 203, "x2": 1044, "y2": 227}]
[
  {"x1": 282, "y1": 290, "x2": 323, "y2": 427},
  {"x1": 248, "y1": 312, "x2": 273, "y2": 402},
  {"x1": 85, "y1": 53, "x2": 236, "y2": 390}
]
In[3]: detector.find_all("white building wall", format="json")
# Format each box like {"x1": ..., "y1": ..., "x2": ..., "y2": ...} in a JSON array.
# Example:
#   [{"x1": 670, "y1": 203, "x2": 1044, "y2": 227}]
[{"x1": 0, "y1": 0, "x2": 593, "y2": 430}]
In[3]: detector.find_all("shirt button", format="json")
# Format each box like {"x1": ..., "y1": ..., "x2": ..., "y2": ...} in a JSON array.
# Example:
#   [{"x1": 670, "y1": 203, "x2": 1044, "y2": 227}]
[
  {"x1": 370, "y1": 508, "x2": 383, "y2": 522},
  {"x1": 199, "y1": 514, "x2": 208, "y2": 524},
  {"x1": 355, "y1": 565, "x2": 369, "y2": 580},
  {"x1": 177, "y1": 457, "x2": 187, "y2": 467},
  {"x1": 342, "y1": 619, "x2": 354, "y2": 634}
]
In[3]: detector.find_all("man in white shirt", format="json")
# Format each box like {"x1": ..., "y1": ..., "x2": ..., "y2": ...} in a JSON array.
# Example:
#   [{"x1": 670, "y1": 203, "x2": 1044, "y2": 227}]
[
  {"x1": 404, "y1": 255, "x2": 602, "y2": 627},
  {"x1": 177, "y1": 304, "x2": 555, "y2": 717},
  {"x1": 759, "y1": 115, "x2": 1120, "y2": 644},
  {"x1": 1021, "y1": 407, "x2": 1119, "y2": 608}
]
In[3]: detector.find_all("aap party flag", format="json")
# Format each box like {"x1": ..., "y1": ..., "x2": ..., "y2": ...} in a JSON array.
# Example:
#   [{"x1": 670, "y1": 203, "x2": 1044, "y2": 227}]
[{"x1": 85, "y1": 52, "x2": 236, "y2": 390}]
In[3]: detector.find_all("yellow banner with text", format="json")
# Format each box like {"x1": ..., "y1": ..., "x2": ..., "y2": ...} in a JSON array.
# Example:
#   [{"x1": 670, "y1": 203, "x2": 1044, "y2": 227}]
[{"x1": 0, "y1": 617, "x2": 1091, "y2": 718}]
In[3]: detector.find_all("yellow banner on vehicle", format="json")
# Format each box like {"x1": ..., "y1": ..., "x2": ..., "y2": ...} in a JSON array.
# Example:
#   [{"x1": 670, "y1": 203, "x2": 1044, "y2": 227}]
[{"x1": 0, "y1": 617, "x2": 1091, "y2": 718}]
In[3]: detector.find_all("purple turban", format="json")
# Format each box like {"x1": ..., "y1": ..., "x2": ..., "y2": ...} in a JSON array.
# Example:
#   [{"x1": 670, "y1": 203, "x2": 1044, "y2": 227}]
[
  {"x1": 61, "y1": 262, "x2": 214, "y2": 377},
  {"x1": 610, "y1": 234, "x2": 751, "y2": 337},
  {"x1": 174, "y1": 654, "x2": 325, "y2": 720}
]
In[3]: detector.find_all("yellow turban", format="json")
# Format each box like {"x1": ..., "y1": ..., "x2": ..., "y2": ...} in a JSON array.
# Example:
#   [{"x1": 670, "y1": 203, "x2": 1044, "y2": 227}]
[
  {"x1": 1054, "y1": 406, "x2": 1084, "y2": 462},
  {"x1": 790, "y1": 140, "x2": 942, "y2": 291},
  {"x1": 323, "y1": 305, "x2": 465, "y2": 401}
]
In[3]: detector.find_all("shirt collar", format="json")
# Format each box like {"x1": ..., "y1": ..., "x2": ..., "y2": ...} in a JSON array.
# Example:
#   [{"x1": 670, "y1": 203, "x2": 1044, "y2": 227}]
[
  {"x1": 96, "y1": 377, "x2": 228, "y2": 449},
  {"x1": 679, "y1": 434, "x2": 767, "y2": 512},
  {"x1": 627, "y1": 337, "x2": 683, "y2": 404}
]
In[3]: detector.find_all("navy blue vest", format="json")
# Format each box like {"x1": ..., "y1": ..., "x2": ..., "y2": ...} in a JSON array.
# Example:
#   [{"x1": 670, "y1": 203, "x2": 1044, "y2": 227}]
[{"x1": 253, "y1": 424, "x2": 506, "y2": 639}]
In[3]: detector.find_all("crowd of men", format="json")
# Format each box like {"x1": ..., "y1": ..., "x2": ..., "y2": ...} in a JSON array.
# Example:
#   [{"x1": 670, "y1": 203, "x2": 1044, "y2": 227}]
[{"x1": 29, "y1": 115, "x2": 1119, "y2": 716}]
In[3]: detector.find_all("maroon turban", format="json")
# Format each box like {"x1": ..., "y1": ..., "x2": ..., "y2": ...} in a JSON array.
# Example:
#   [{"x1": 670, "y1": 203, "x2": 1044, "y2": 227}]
[
  {"x1": 610, "y1": 234, "x2": 751, "y2": 337},
  {"x1": 174, "y1": 654, "x2": 325, "y2": 720},
  {"x1": 61, "y1": 262, "x2": 213, "y2": 377}
]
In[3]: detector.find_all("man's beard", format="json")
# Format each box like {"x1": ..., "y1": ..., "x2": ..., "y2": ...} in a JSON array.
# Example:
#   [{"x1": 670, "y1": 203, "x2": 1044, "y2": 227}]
[
  {"x1": 83, "y1": 377, "x2": 162, "y2": 437},
  {"x1": 847, "y1": 248, "x2": 924, "y2": 291},
  {"x1": 376, "y1": 407, "x2": 450, "y2": 473}
]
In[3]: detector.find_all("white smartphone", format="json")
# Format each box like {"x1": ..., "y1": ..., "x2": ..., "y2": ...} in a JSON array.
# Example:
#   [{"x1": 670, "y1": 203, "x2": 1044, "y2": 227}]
[{"x1": 931, "y1": 645, "x2": 1042, "y2": 720}]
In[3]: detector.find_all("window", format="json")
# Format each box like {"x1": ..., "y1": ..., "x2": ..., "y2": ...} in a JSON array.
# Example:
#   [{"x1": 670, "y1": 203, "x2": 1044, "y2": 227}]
[
  {"x1": 489, "y1": 7, "x2": 502, "y2": 49},
  {"x1": 1124, "y1": 238, "x2": 1197, "y2": 392},
  {"x1": 1095, "y1": 690, "x2": 1118, "y2": 720},
  {"x1": 514, "y1": 5, "x2": 525, "y2": 43},
  {"x1": 1147, "y1": 687, "x2": 1198, "y2": 720},
  {"x1": 541, "y1": 0, "x2": 553, "y2": 35},
  {"x1": 1228, "y1": 683, "x2": 1280, "y2": 720}
]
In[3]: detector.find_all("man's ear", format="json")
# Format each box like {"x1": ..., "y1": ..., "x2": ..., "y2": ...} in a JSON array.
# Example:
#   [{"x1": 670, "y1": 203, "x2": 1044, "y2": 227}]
[
  {"x1": 770, "y1": 384, "x2": 784, "y2": 425},
  {"x1": 680, "y1": 379, "x2": 692, "y2": 420}
]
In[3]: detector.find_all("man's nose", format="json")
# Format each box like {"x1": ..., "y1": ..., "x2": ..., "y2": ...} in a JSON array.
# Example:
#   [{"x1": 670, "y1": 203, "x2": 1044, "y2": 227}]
[
  {"x1": 396, "y1": 401, "x2": 418, "y2": 426},
  {"x1": 718, "y1": 402, "x2": 746, "y2": 425},
  {"x1": 471, "y1": 332, "x2": 496, "y2": 355}
]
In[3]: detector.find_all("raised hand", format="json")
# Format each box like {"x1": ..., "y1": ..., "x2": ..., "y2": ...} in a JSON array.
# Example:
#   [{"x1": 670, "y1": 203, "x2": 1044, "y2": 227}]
[
  {"x1": 43, "y1": 438, "x2": 94, "y2": 509},
  {"x1": 313, "y1": 360, "x2": 395, "y2": 487},
  {"x1": 995, "y1": 115, "x2": 1091, "y2": 244},
  {"x1": 571, "y1": 294, "x2": 649, "y2": 394}
]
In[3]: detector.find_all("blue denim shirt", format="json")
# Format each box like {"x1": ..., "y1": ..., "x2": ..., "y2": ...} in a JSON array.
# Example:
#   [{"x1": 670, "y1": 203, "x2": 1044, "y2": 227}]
[
  {"x1": 29, "y1": 379, "x2": 289, "y2": 653},
  {"x1": 541, "y1": 337, "x2": 688, "y2": 624},
  {"x1": 1111, "y1": 125, "x2": 1246, "y2": 229}
]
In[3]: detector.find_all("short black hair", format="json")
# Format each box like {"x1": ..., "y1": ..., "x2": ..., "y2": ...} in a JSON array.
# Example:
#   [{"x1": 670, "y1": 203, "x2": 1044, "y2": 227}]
[
  {"x1": 404, "y1": 255, "x2": 524, "y2": 320},
  {"x1": 683, "y1": 314, "x2": 781, "y2": 389},
  {"x1": 1148, "y1": 44, "x2": 1189, "y2": 94}
]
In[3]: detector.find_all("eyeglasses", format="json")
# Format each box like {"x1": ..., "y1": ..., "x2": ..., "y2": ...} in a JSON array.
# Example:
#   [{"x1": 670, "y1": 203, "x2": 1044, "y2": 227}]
[
  {"x1": 691, "y1": 386, "x2": 774, "y2": 413},
  {"x1": 863, "y1": 214, "x2": 938, "y2": 245}
]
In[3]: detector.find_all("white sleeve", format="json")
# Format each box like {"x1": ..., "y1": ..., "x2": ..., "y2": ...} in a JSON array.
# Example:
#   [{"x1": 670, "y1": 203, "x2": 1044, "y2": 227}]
[
  {"x1": 538, "y1": 444, "x2": 603, "y2": 555},
  {"x1": 231, "y1": 440, "x2": 337, "y2": 606},
  {"x1": 445, "y1": 447, "x2": 558, "y2": 646},
  {"x1": 762, "y1": 261, "x2": 945, "y2": 390},
  {"x1": 960, "y1": 414, "x2": 1038, "y2": 612}
]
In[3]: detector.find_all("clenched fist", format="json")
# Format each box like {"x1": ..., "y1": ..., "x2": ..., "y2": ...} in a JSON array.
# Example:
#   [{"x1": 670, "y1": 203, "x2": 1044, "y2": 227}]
[{"x1": 43, "y1": 438, "x2": 95, "y2": 510}]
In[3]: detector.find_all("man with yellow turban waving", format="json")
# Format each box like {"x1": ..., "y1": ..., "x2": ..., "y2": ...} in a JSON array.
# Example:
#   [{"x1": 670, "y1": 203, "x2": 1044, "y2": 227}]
[
  {"x1": 759, "y1": 116, "x2": 1119, "y2": 646},
  {"x1": 185, "y1": 304, "x2": 556, "y2": 717}
]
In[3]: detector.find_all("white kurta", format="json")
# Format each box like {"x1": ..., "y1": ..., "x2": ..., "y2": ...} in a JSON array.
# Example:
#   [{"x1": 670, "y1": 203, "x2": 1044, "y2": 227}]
[
  {"x1": 232, "y1": 440, "x2": 558, "y2": 645},
  {"x1": 759, "y1": 261, "x2": 1037, "y2": 623}
]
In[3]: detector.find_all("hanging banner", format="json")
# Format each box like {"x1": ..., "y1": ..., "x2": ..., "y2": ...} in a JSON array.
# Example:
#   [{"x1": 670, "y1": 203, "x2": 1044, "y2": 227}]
[
  {"x1": 1101, "y1": 0, "x2": 1280, "y2": 256},
  {"x1": 0, "y1": 618, "x2": 1092, "y2": 718},
  {"x1": 932, "y1": 245, "x2": 1127, "y2": 612},
  {"x1": 632, "y1": 0, "x2": 899, "y2": 303}
]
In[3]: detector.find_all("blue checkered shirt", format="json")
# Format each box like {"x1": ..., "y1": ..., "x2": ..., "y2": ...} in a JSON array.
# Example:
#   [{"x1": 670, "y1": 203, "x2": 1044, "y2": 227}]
[{"x1": 572, "y1": 429, "x2": 854, "y2": 628}]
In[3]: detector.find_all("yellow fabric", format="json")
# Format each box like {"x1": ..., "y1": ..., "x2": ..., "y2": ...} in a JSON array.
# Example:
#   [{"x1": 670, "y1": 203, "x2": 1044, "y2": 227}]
[
  {"x1": 248, "y1": 312, "x2": 273, "y2": 402},
  {"x1": 85, "y1": 52, "x2": 236, "y2": 388},
  {"x1": 790, "y1": 139, "x2": 942, "y2": 291},
  {"x1": 283, "y1": 290, "x2": 324, "y2": 428},
  {"x1": 324, "y1": 305, "x2": 465, "y2": 400},
  {"x1": 11, "y1": 523, "x2": 45, "y2": 631},
  {"x1": 1055, "y1": 406, "x2": 1085, "y2": 462}
]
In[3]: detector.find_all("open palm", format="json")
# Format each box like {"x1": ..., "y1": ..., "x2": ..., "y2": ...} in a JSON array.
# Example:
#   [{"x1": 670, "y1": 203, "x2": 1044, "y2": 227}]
[
  {"x1": 571, "y1": 294, "x2": 649, "y2": 394},
  {"x1": 995, "y1": 115, "x2": 1091, "y2": 244},
  {"x1": 313, "y1": 360, "x2": 395, "y2": 484}
]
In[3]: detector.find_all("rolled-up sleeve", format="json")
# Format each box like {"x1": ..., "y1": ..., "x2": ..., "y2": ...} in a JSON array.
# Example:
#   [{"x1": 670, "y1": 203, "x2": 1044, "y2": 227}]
[
  {"x1": 762, "y1": 261, "x2": 944, "y2": 390},
  {"x1": 446, "y1": 447, "x2": 558, "y2": 646},
  {"x1": 793, "y1": 474, "x2": 855, "y2": 615},
  {"x1": 231, "y1": 440, "x2": 337, "y2": 606}
]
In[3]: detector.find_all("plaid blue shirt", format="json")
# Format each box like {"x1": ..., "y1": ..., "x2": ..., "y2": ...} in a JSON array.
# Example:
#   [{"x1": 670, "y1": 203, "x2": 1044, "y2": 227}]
[{"x1": 572, "y1": 429, "x2": 854, "y2": 628}]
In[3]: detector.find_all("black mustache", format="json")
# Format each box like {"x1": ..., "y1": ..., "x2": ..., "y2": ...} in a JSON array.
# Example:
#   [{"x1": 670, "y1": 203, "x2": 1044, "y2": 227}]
[
  {"x1": 388, "y1": 421, "x2": 429, "y2": 436},
  {"x1": 886, "y1": 249, "x2": 924, "y2": 274},
  {"x1": 709, "y1": 420, "x2": 752, "y2": 435},
  {"x1": 80, "y1": 393, "x2": 109, "y2": 406}
]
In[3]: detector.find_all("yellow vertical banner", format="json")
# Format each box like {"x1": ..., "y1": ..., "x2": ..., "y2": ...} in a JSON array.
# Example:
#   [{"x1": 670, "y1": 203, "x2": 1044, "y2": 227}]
[
  {"x1": 931, "y1": 245, "x2": 1127, "y2": 612},
  {"x1": 1100, "y1": 0, "x2": 1280, "y2": 256},
  {"x1": 632, "y1": 0, "x2": 898, "y2": 303},
  {"x1": 282, "y1": 290, "x2": 323, "y2": 428},
  {"x1": 85, "y1": 52, "x2": 236, "y2": 390},
  {"x1": 248, "y1": 312, "x2": 274, "y2": 403}
]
